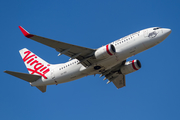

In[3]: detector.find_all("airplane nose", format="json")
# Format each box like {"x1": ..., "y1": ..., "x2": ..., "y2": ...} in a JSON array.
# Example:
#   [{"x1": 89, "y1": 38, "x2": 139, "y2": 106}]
[{"x1": 163, "y1": 28, "x2": 172, "y2": 37}]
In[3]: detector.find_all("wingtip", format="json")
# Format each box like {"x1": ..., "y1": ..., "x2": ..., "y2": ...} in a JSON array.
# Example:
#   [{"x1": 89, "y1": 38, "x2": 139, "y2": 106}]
[{"x1": 19, "y1": 26, "x2": 34, "y2": 38}]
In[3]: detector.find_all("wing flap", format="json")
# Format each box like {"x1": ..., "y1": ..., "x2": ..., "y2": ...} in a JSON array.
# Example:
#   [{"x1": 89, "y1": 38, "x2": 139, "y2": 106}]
[
  {"x1": 100, "y1": 60, "x2": 126, "y2": 89},
  {"x1": 112, "y1": 74, "x2": 126, "y2": 89},
  {"x1": 4, "y1": 70, "x2": 41, "y2": 82}
]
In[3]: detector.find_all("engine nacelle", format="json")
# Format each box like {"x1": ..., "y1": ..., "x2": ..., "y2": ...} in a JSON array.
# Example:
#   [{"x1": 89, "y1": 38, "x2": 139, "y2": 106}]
[
  {"x1": 94, "y1": 44, "x2": 116, "y2": 59},
  {"x1": 121, "y1": 60, "x2": 141, "y2": 75}
]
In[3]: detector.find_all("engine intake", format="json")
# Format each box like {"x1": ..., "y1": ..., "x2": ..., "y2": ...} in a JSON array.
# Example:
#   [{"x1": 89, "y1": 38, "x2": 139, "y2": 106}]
[
  {"x1": 94, "y1": 44, "x2": 116, "y2": 59},
  {"x1": 121, "y1": 60, "x2": 141, "y2": 75}
]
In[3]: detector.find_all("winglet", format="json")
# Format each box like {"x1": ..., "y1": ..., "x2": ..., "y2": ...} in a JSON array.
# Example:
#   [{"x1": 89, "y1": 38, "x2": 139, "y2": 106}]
[{"x1": 19, "y1": 26, "x2": 34, "y2": 38}]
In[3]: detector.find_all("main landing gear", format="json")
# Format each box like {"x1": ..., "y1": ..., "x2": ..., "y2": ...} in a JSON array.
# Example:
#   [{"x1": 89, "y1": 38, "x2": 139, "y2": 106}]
[{"x1": 94, "y1": 66, "x2": 101, "y2": 70}]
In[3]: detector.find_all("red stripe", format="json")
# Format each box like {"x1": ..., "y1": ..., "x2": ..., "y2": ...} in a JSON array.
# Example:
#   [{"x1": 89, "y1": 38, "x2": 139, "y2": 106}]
[
  {"x1": 106, "y1": 45, "x2": 113, "y2": 55},
  {"x1": 132, "y1": 60, "x2": 138, "y2": 70}
]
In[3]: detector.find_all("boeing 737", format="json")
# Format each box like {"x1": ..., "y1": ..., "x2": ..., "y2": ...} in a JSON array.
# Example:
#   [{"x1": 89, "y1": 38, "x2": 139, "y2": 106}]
[{"x1": 4, "y1": 26, "x2": 171, "y2": 92}]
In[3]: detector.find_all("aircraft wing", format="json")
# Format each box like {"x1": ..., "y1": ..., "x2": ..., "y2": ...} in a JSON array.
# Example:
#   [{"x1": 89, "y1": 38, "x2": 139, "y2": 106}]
[
  {"x1": 19, "y1": 26, "x2": 96, "y2": 66},
  {"x1": 111, "y1": 74, "x2": 126, "y2": 89},
  {"x1": 100, "y1": 61, "x2": 126, "y2": 89},
  {"x1": 105, "y1": 72, "x2": 126, "y2": 89}
]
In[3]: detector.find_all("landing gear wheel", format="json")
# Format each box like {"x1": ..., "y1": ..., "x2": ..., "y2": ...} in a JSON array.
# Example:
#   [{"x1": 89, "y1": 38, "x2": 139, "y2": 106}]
[{"x1": 94, "y1": 66, "x2": 101, "y2": 70}]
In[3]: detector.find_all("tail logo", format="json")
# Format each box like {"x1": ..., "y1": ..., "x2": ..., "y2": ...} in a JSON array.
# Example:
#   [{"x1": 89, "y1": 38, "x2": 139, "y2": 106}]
[{"x1": 23, "y1": 50, "x2": 50, "y2": 79}]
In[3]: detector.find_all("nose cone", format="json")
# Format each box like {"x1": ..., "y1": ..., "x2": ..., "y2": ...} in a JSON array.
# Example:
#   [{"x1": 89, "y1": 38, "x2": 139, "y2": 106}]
[{"x1": 163, "y1": 28, "x2": 171, "y2": 37}]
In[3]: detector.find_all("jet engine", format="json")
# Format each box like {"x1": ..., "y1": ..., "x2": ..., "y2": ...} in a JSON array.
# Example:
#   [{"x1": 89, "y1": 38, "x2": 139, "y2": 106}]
[
  {"x1": 94, "y1": 44, "x2": 116, "y2": 59},
  {"x1": 121, "y1": 60, "x2": 141, "y2": 75}
]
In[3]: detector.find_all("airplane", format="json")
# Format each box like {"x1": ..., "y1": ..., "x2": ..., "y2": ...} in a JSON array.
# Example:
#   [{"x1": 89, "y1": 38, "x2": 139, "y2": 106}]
[{"x1": 4, "y1": 26, "x2": 171, "y2": 93}]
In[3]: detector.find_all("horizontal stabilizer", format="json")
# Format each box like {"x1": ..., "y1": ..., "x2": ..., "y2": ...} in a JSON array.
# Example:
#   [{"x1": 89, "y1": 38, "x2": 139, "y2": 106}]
[
  {"x1": 36, "y1": 86, "x2": 46, "y2": 93},
  {"x1": 4, "y1": 70, "x2": 41, "y2": 82}
]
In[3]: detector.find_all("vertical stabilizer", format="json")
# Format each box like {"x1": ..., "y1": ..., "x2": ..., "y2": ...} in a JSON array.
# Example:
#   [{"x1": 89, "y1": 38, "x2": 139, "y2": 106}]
[{"x1": 19, "y1": 48, "x2": 51, "y2": 79}]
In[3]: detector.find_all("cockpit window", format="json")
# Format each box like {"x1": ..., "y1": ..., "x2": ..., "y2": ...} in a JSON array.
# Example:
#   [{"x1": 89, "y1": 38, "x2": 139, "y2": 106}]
[{"x1": 153, "y1": 27, "x2": 161, "y2": 30}]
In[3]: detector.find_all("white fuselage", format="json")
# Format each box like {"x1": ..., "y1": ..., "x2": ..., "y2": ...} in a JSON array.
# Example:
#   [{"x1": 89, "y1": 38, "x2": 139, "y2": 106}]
[{"x1": 30, "y1": 27, "x2": 171, "y2": 86}]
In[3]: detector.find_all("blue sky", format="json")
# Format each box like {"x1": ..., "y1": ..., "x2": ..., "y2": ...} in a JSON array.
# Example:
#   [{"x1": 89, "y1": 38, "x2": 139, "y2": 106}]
[{"x1": 1, "y1": 0, "x2": 180, "y2": 120}]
